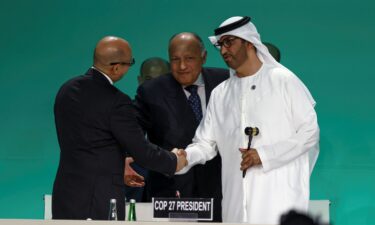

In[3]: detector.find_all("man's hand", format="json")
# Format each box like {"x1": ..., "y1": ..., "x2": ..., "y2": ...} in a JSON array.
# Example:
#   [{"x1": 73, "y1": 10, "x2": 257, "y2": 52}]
[
  {"x1": 239, "y1": 148, "x2": 262, "y2": 171},
  {"x1": 124, "y1": 157, "x2": 145, "y2": 187},
  {"x1": 172, "y1": 148, "x2": 188, "y2": 172}
]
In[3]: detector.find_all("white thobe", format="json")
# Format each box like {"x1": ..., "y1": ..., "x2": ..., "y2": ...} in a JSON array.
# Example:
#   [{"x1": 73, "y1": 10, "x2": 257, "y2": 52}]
[{"x1": 179, "y1": 63, "x2": 320, "y2": 224}]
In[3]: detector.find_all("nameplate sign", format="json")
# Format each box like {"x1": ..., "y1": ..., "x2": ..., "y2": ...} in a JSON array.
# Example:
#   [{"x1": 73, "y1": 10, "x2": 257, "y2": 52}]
[{"x1": 152, "y1": 197, "x2": 213, "y2": 220}]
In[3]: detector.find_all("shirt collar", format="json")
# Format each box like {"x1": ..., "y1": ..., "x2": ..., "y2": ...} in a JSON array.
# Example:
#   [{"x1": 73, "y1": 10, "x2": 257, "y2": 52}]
[
  {"x1": 91, "y1": 66, "x2": 114, "y2": 85},
  {"x1": 195, "y1": 73, "x2": 204, "y2": 86},
  {"x1": 182, "y1": 73, "x2": 204, "y2": 88}
]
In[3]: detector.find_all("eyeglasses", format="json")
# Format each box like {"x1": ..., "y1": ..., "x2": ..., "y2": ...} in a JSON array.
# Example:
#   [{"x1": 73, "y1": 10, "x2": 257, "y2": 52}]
[
  {"x1": 110, "y1": 58, "x2": 135, "y2": 67},
  {"x1": 214, "y1": 37, "x2": 239, "y2": 49}
]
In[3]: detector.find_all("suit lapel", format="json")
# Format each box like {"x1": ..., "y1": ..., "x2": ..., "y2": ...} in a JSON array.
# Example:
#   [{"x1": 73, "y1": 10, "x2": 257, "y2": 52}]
[{"x1": 163, "y1": 75, "x2": 198, "y2": 127}]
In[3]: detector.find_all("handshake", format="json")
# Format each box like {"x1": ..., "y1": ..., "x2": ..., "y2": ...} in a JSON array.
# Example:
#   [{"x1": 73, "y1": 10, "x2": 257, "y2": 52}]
[
  {"x1": 171, "y1": 148, "x2": 188, "y2": 172},
  {"x1": 124, "y1": 148, "x2": 188, "y2": 187}
]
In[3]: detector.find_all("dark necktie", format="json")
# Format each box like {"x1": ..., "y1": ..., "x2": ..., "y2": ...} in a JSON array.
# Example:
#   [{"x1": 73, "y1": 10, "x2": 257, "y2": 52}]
[{"x1": 185, "y1": 85, "x2": 203, "y2": 122}]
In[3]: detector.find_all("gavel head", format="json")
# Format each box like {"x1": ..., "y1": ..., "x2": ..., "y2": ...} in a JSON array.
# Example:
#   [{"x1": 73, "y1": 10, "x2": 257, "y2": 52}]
[{"x1": 244, "y1": 127, "x2": 259, "y2": 136}]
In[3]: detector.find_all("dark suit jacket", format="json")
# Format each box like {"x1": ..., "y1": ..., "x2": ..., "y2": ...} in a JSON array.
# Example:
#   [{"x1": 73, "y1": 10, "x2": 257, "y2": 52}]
[
  {"x1": 52, "y1": 68, "x2": 177, "y2": 220},
  {"x1": 134, "y1": 67, "x2": 229, "y2": 221}
]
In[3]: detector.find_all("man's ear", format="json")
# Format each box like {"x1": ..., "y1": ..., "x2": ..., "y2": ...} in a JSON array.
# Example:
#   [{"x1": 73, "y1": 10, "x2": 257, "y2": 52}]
[
  {"x1": 201, "y1": 50, "x2": 207, "y2": 64},
  {"x1": 137, "y1": 76, "x2": 143, "y2": 85},
  {"x1": 246, "y1": 42, "x2": 254, "y2": 49},
  {"x1": 112, "y1": 64, "x2": 121, "y2": 75}
]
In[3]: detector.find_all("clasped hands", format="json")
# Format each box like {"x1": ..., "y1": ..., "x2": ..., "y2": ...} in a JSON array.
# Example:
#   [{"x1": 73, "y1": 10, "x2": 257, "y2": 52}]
[
  {"x1": 124, "y1": 148, "x2": 188, "y2": 187},
  {"x1": 124, "y1": 147, "x2": 259, "y2": 186},
  {"x1": 239, "y1": 148, "x2": 262, "y2": 171},
  {"x1": 172, "y1": 148, "x2": 187, "y2": 172}
]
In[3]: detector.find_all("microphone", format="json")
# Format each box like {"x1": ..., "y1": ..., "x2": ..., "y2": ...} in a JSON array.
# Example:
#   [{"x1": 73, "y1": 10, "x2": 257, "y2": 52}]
[{"x1": 243, "y1": 127, "x2": 260, "y2": 178}]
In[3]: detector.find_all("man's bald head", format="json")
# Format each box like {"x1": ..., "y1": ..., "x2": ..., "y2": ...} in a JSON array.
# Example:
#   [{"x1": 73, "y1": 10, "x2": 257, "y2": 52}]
[
  {"x1": 168, "y1": 32, "x2": 206, "y2": 55},
  {"x1": 168, "y1": 32, "x2": 207, "y2": 86},
  {"x1": 93, "y1": 36, "x2": 133, "y2": 82}
]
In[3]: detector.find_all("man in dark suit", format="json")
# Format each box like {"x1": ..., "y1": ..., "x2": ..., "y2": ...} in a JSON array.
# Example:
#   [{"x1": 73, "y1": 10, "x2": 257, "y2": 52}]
[
  {"x1": 133, "y1": 32, "x2": 229, "y2": 221},
  {"x1": 52, "y1": 36, "x2": 186, "y2": 220}
]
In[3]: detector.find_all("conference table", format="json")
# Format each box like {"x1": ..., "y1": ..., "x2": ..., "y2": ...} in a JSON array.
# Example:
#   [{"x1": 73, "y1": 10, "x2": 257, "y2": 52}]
[
  {"x1": 0, "y1": 220, "x2": 266, "y2": 225},
  {"x1": 0, "y1": 200, "x2": 329, "y2": 225}
]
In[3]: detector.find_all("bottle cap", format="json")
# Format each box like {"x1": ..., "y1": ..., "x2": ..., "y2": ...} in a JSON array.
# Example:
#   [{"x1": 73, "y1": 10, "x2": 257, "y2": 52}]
[
  {"x1": 130, "y1": 199, "x2": 136, "y2": 203},
  {"x1": 110, "y1": 199, "x2": 117, "y2": 203}
]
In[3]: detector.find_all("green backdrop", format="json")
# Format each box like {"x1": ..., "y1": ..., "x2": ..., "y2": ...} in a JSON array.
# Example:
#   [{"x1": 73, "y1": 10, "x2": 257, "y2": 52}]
[{"x1": 0, "y1": 0, "x2": 374, "y2": 224}]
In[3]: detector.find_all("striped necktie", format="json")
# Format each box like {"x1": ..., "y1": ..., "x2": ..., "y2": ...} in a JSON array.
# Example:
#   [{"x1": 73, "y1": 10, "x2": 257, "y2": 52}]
[{"x1": 185, "y1": 85, "x2": 203, "y2": 122}]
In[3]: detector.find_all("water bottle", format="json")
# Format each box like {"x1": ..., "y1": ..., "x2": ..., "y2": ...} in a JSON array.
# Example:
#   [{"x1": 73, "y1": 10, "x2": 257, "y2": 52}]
[
  {"x1": 124, "y1": 197, "x2": 127, "y2": 220},
  {"x1": 127, "y1": 199, "x2": 137, "y2": 221},
  {"x1": 108, "y1": 199, "x2": 118, "y2": 220}
]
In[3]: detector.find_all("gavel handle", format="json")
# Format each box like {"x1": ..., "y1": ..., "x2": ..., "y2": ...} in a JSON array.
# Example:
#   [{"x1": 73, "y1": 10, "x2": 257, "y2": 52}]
[
  {"x1": 242, "y1": 169, "x2": 247, "y2": 178},
  {"x1": 242, "y1": 135, "x2": 253, "y2": 178}
]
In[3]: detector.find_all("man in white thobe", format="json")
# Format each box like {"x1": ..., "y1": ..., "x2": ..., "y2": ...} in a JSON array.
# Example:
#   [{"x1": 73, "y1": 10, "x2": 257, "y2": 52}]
[{"x1": 177, "y1": 16, "x2": 320, "y2": 224}]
